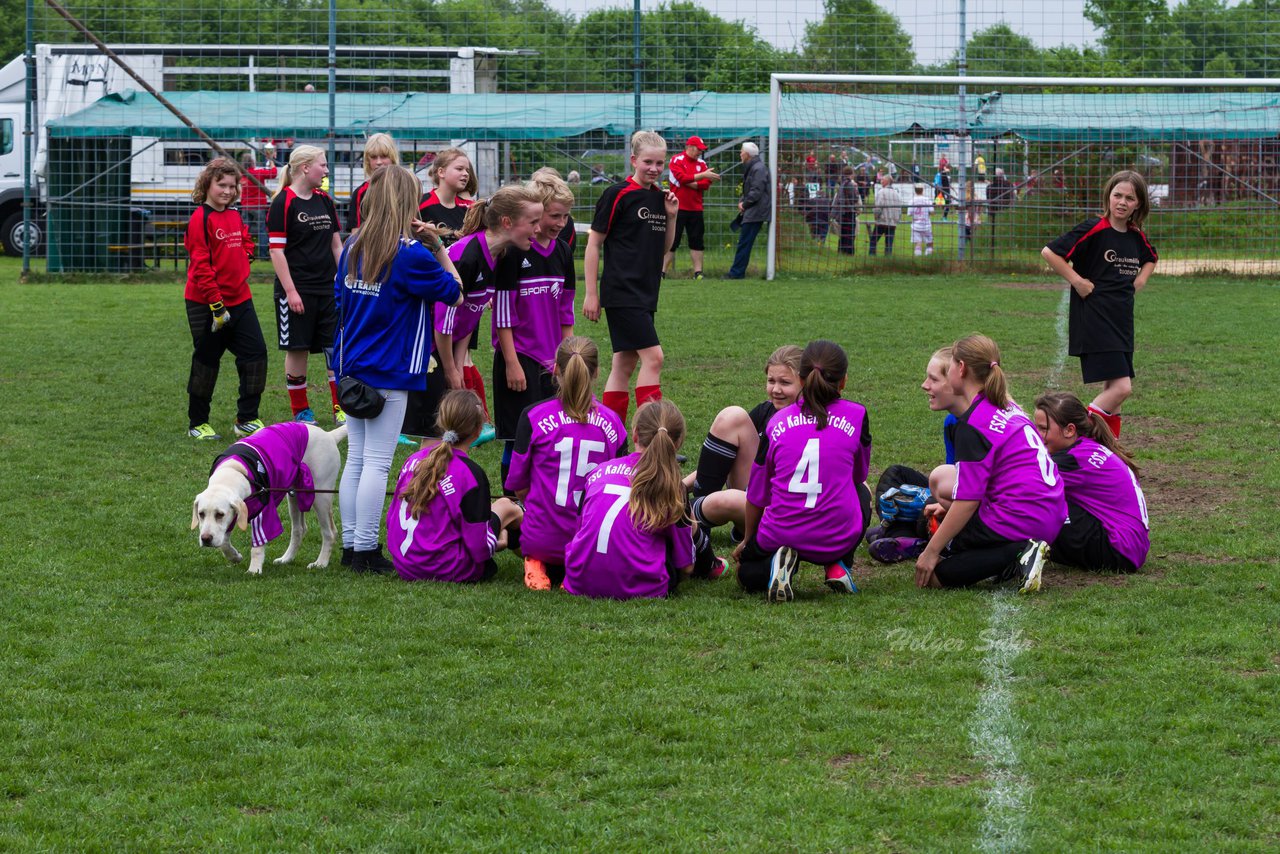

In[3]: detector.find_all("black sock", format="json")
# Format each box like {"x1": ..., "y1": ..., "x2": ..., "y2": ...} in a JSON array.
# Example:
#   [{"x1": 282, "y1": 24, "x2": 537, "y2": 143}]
[{"x1": 692, "y1": 432, "x2": 738, "y2": 498}]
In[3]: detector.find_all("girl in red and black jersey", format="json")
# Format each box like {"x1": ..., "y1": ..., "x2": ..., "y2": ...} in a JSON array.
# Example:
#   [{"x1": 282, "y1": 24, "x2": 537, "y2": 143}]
[
  {"x1": 349, "y1": 133, "x2": 398, "y2": 231},
  {"x1": 419, "y1": 147, "x2": 476, "y2": 245},
  {"x1": 1042, "y1": 171, "x2": 1157, "y2": 438},
  {"x1": 267, "y1": 145, "x2": 344, "y2": 424},
  {"x1": 183, "y1": 158, "x2": 268, "y2": 441}
]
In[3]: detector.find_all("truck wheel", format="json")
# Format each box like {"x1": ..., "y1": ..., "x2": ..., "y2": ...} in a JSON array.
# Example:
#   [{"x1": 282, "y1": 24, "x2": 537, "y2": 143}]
[{"x1": 2, "y1": 211, "x2": 43, "y2": 258}]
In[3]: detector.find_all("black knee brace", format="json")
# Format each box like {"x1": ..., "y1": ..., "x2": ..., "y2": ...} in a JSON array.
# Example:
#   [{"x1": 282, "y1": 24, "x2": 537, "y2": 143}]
[{"x1": 188, "y1": 358, "x2": 220, "y2": 399}]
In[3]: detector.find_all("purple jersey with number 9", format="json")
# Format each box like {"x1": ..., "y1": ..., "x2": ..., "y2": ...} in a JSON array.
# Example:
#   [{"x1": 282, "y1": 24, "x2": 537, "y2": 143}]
[
  {"x1": 747, "y1": 398, "x2": 872, "y2": 563},
  {"x1": 505, "y1": 397, "x2": 628, "y2": 564},
  {"x1": 564, "y1": 452, "x2": 695, "y2": 599}
]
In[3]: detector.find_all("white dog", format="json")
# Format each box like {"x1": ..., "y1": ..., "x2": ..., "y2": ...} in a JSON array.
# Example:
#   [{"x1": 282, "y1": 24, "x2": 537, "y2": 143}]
[{"x1": 192, "y1": 422, "x2": 347, "y2": 575}]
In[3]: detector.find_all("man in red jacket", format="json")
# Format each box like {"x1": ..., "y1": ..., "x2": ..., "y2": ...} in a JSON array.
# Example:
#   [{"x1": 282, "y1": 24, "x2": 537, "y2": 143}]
[{"x1": 663, "y1": 135, "x2": 720, "y2": 280}]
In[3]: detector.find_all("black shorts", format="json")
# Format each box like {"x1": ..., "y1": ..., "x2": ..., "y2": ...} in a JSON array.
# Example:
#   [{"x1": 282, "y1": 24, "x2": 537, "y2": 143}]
[
  {"x1": 1079, "y1": 351, "x2": 1134, "y2": 384},
  {"x1": 493, "y1": 351, "x2": 557, "y2": 441},
  {"x1": 1051, "y1": 501, "x2": 1136, "y2": 572},
  {"x1": 949, "y1": 511, "x2": 1014, "y2": 552},
  {"x1": 604, "y1": 306, "x2": 660, "y2": 353},
  {"x1": 671, "y1": 210, "x2": 705, "y2": 252},
  {"x1": 274, "y1": 284, "x2": 337, "y2": 353}
]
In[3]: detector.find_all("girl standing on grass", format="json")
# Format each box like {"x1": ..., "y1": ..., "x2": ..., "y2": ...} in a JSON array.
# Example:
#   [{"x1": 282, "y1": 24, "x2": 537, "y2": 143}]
[
  {"x1": 506, "y1": 337, "x2": 628, "y2": 591},
  {"x1": 183, "y1": 157, "x2": 268, "y2": 441},
  {"x1": 386, "y1": 390, "x2": 523, "y2": 583},
  {"x1": 564, "y1": 400, "x2": 696, "y2": 600},
  {"x1": 914, "y1": 334, "x2": 1067, "y2": 592},
  {"x1": 492, "y1": 172, "x2": 578, "y2": 489},
  {"x1": 334, "y1": 165, "x2": 463, "y2": 574},
  {"x1": 267, "y1": 144, "x2": 344, "y2": 424},
  {"x1": 431, "y1": 185, "x2": 543, "y2": 439},
  {"x1": 1033, "y1": 391, "x2": 1149, "y2": 573},
  {"x1": 687, "y1": 345, "x2": 803, "y2": 545},
  {"x1": 1042, "y1": 171, "x2": 1157, "y2": 438},
  {"x1": 349, "y1": 133, "x2": 399, "y2": 231},
  {"x1": 734, "y1": 340, "x2": 872, "y2": 603}
]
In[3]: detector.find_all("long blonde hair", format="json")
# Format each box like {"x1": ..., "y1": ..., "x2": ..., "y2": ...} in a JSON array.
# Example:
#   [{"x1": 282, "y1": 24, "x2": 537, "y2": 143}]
[
  {"x1": 275, "y1": 144, "x2": 325, "y2": 197},
  {"x1": 345, "y1": 165, "x2": 418, "y2": 285},
  {"x1": 628, "y1": 400, "x2": 688, "y2": 533},
  {"x1": 555, "y1": 336, "x2": 598, "y2": 423},
  {"x1": 399, "y1": 390, "x2": 485, "y2": 517},
  {"x1": 362, "y1": 133, "x2": 399, "y2": 178}
]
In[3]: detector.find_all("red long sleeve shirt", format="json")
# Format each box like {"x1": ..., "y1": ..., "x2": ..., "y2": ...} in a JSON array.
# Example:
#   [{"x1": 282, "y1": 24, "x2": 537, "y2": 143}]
[{"x1": 184, "y1": 204, "x2": 254, "y2": 306}]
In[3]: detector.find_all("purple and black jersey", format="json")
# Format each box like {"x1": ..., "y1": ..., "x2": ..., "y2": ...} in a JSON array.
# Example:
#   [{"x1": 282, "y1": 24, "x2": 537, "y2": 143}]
[
  {"x1": 210, "y1": 422, "x2": 314, "y2": 548},
  {"x1": 434, "y1": 231, "x2": 494, "y2": 340},
  {"x1": 386, "y1": 447, "x2": 497, "y2": 582},
  {"x1": 564, "y1": 452, "x2": 695, "y2": 599},
  {"x1": 1046, "y1": 217, "x2": 1157, "y2": 354},
  {"x1": 746, "y1": 398, "x2": 872, "y2": 563},
  {"x1": 952, "y1": 394, "x2": 1067, "y2": 543},
  {"x1": 506, "y1": 397, "x2": 627, "y2": 565},
  {"x1": 1052, "y1": 437, "x2": 1150, "y2": 569},
  {"x1": 267, "y1": 188, "x2": 340, "y2": 295},
  {"x1": 493, "y1": 236, "x2": 576, "y2": 369},
  {"x1": 590, "y1": 177, "x2": 669, "y2": 311}
]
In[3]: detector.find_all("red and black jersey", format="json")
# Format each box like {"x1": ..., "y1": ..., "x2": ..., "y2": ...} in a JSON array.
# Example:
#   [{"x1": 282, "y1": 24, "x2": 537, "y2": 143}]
[
  {"x1": 560, "y1": 213, "x2": 577, "y2": 253},
  {"x1": 419, "y1": 190, "x2": 473, "y2": 246},
  {"x1": 184, "y1": 204, "x2": 253, "y2": 306},
  {"x1": 590, "y1": 178, "x2": 669, "y2": 311},
  {"x1": 349, "y1": 180, "x2": 370, "y2": 230},
  {"x1": 1046, "y1": 217, "x2": 1157, "y2": 354},
  {"x1": 267, "y1": 188, "x2": 341, "y2": 295}
]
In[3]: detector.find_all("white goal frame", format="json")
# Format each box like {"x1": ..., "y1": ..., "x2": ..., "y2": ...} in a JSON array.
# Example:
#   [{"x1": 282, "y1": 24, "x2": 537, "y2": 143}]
[{"x1": 766, "y1": 73, "x2": 1280, "y2": 280}]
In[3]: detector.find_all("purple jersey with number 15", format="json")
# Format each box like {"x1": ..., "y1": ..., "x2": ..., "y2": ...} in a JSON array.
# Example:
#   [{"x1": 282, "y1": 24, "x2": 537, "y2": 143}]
[
  {"x1": 953, "y1": 394, "x2": 1067, "y2": 542},
  {"x1": 505, "y1": 397, "x2": 628, "y2": 565},
  {"x1": 747, "y1": 398, "x2": 872, "y2": 563},
  {"x1": 1053, "y1": 436, "x2": 1150, "y2": 569},
  {"x1": 564, "y1": 452, "x2": 695, "y2": 599}
]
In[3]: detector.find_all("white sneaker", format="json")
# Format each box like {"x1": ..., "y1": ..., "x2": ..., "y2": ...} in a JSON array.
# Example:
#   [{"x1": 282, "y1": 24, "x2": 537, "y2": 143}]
[
  {"x1": 1012, "y1": 540, "x2": 1049, "y2": 593},
  {"x1": 767, "y1": 547, "x2": 799, "y2": 603}
]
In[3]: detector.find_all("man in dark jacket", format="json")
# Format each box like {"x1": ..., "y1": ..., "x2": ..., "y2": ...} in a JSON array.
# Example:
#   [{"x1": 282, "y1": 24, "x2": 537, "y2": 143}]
[{"x1": 726, "y1": 142, "x2": 771, "y2": 279}]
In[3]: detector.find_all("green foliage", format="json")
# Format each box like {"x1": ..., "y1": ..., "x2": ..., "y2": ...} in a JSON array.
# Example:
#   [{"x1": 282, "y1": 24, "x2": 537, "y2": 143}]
[{"x1": 802, "y1": 0, "x2": 917, "y2": 74}]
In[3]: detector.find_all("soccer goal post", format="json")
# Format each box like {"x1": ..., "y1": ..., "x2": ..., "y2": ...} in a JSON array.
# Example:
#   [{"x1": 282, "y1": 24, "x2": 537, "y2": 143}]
[{"x1": 767, "y1": 73, "x2": 1280, "y2": 280}]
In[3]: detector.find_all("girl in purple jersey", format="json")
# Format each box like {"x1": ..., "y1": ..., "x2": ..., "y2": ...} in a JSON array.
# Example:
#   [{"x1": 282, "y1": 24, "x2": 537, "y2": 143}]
[
  {"x1": 564, "y1": 400, "x2": 695, "y2": 600},
  {"x1": 734, "y1": 340, "x2": 873, "y2": 603},
  {"x1": 687, "y1": 345, "x2": 803, "y2": 543},
  {"x1": 386, "y1": 390, "x2": 523, "y2": 582},
  {"x1": 506, "y1": 337, "x2": 628, "y2": 591},
  {"x1": 1034, "y1": 392, "x2": 1149, "y2": 572},
  {"x1": 915, "y1": 335, "x2": 1067, "y2": 592}
]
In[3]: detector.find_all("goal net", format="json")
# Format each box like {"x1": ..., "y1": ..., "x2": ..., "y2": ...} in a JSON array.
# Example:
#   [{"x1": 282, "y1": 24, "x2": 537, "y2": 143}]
[{"x1": 767, "y1": 74, "x2": 1280, "y2": 279}]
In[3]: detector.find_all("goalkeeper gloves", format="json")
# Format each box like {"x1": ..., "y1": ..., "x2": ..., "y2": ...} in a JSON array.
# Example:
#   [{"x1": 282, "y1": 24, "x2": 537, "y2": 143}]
[{"x1": 210, "y1": 301, "x2": 231, "y2": 332}]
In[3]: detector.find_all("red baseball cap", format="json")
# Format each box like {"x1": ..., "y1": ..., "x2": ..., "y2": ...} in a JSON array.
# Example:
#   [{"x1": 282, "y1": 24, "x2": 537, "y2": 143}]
[{"x1": 686, "y1": 135, "x2": 708, "y2": 151}]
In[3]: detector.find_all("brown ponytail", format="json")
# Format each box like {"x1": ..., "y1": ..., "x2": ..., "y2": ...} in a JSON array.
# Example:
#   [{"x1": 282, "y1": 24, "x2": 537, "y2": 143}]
[
  {"x1": 459, "y1": 184, "x2": 543, "y2": 239},
  {"x1": 799, "y1": 339, "x2": 848, "y2": 429},
  {"x1": 952, "y1": 333, "x2": 1009, "y2": 409},
  {"x1": 555, "y1": 336, "x2": 598, "y2": 423},
  {"x1": 628, "y1": 400, "x2": 688, "y2": 532},
  {"x1": 1034, "y1": 391, "x2": 1139, "y2": 474},
  {"x1": 399, "y1": 390, "x2": 485, "y2": 517}
]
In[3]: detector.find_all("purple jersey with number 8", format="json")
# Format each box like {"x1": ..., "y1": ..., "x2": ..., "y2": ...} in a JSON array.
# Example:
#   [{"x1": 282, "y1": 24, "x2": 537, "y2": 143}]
[
  {"x1": 1054, "y1": 436, "x2": 1150, "y2": 569},
  {"x1": 505, "y1": 397, "x2": 628, "y2": 565},
  {"x1": 953, "y1": 394, "x2": 1067, "y2": 542},
  {"x1": 564, "y1": 452, "x2": 695, "y2": 599},
  {"x1": 747, "y1": 398, "x2": 872, "y2": 563}
]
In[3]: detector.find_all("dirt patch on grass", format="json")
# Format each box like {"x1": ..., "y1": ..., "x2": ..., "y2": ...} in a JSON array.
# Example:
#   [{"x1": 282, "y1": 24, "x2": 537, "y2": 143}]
[
  {"x1": 239, "y1": 805, "x2": 274, "y2": 816},
  {"x1": 828, "y1": 753, "x2": 863, "y2": 771},
  {"x1": 912, "y1": 771, "x2": 976, "y2": 788},
  {"x1": 1041, "y1": 567, "x2": 1135, "y2": 589}
]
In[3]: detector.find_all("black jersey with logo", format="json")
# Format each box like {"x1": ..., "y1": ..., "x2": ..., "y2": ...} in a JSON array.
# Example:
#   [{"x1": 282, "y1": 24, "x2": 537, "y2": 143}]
[
  {"x1": 1047, "y1": 217, "x2": 1157, "y2": 354},
  {"x1": 590, "y1": 178, "x2": 669, "y2": 311},
  {"x1": 267, "y1": 188, "x2": 340, "y2": 295},
  {"x1": 419, "y1": 190, "x2": 472, "y2": 246}
]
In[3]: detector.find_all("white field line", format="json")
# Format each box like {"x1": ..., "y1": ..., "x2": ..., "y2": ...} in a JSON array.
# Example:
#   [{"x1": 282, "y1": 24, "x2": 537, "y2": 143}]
[
  {"x1": 971, "y1": 594, "x2": 1031, "y2": 853},
  {"x1": 969, "y1": 289, "x2": 1070, "y2": 851}
]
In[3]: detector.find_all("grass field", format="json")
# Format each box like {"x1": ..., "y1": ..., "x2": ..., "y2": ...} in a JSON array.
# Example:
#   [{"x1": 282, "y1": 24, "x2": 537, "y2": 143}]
[{"x1": 2, "y1": 255, "x2": 1279, "y2": 850}]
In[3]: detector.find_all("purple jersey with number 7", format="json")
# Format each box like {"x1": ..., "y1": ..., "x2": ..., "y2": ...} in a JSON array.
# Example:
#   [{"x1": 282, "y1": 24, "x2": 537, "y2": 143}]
[
  {"x1": 505, "y1": 397, "x2": 628, "y2": 565},
  {"x1": 1053, "y1": 436, "x2": 1150, "y2": 569},
  {"x1": 746, "y1": 398, "x2": 872, "y2": 563},
  {"x1": 952, "y1": 394, "x2": 1067, "y2": 542},
  {"x1": 564, "y1": 452, "x2": 695, "y2": 599}
]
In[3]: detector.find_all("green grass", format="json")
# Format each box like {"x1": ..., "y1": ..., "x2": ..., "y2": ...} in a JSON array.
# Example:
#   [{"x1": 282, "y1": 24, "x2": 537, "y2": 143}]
[{"x1": 2, "y1": 254, "x2": 1279, "y2": 850}]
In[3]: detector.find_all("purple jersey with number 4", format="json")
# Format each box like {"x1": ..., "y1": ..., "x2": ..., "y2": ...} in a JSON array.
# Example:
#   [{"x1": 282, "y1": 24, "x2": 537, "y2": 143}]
[
  {"x1": 564, "y1": 452, "x2": 695, "y2": 599},
  {"x1": 953, "y1": 394, "x2": 1067, "y2": 542},
  {"x1": 385, "y1": 447, "x2": 497, "y2": 583},
  {"x1": 505, "y1": 397, "x2": 628, "y2": 565},
  {"x1": 747, "y1": 398, "x2": 872, "y2": 563},
  {"x1": 1054, "y1": 437, "x2": 1150, "y2": 569}
]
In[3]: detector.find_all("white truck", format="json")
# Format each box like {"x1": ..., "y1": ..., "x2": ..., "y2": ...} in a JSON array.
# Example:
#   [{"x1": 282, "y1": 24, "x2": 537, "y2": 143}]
[{"x1": 0, "y1": 43, "x2": 512, "y2": 257}]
